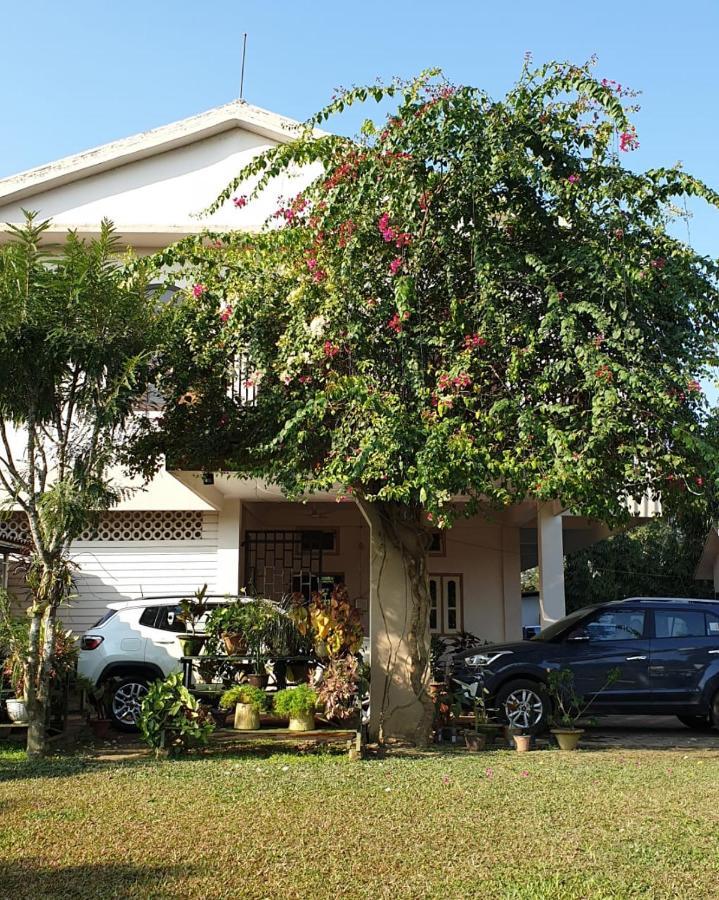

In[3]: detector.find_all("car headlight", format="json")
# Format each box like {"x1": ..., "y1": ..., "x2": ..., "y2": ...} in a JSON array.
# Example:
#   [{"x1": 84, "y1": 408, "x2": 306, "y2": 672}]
[{"x1": 464, "y1": 651, "x2": 513, "y2": 668}]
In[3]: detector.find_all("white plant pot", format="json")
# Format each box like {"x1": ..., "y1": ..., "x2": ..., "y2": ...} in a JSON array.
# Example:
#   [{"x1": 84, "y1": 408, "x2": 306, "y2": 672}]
[{"x1": 5, "y1": 698, "x2": 28, "y2": 724}]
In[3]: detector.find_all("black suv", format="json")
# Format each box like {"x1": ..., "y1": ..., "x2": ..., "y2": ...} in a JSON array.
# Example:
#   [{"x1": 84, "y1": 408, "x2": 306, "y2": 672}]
[{"x1": 451, "y1": 597, "x2": 719, "y2": 733}]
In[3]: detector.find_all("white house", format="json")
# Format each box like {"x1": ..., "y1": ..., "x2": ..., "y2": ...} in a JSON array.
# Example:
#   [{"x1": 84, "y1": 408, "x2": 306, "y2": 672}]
[{"x1": 0, "y1": 101, "x2": 661, "y2": 735}]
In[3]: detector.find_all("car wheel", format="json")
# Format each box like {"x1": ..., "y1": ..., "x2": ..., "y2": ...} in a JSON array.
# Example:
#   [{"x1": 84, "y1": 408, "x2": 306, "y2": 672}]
[
  {"x1": 495, "y1": 679, "x2": 549, "y2": 734},
  {"x1": 677, "y1": 714, "x2": 715, "y2": 732},
  {"x1": 110, "y1": 677, "x2": 149, "y2": 732}
]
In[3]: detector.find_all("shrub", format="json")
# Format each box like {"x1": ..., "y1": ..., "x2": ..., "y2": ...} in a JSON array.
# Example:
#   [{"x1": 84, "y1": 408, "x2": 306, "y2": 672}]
[
  {"x1": 273, "y1": 683, "x2": 318, "y2": 718},
  {"x1": 138, "y1": 673, "x2": 215, "y2": 757},
  {"x1": 316, "y1": 656, "x2": 364, "y2": 721},
  {"x1": 219, "y1": 684, "x2": 267, "y2": 711}
]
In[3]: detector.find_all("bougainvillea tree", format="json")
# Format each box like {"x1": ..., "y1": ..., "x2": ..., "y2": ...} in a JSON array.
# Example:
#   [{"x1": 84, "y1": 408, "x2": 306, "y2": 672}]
[{"x1": 136, "y1": 61, "x2": 719, "y2": 742}]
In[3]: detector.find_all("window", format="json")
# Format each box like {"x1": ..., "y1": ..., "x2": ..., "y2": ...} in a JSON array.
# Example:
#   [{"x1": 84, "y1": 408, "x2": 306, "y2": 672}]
[
  {"x1": 300, "y1": 530, "x2": 337, "y2": 554},
  {"x1": 291, "y1": 573, "x2": 344, "y2": 602},
  {"x1": 429, "y1": 575, "x2": 463, "y2": 635},
  {"x1": 139, "y1": 607, "x2": 159, "y2": 628},
  {"x1": 706, "y1": 613, "x2": 719, "y2": 637},
  {"x1": 428, "y1": 532, "x2": 445, "y2": 556},
  {"x1": 586, "y1": 610, "x2": 645, "y2": 642},
  {"x1": 153, "y1": 606, "x2": 187, "y2": 633},
  {"x1": 655, "y1": 610, "x2": 706, "y2": 639}
]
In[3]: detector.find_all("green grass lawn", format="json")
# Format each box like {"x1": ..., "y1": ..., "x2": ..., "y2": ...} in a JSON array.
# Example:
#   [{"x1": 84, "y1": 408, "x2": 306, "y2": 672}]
[{"x1": 0, "y1": 744, "x2": 717, "y2": 899}]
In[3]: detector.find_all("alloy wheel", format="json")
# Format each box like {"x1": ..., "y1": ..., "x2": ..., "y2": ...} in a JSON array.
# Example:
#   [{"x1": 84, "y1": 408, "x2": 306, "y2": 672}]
[
  {"x1": 503, "y1": 687, "x2": 544, "y2": 730},
  {"x1": 112, "y1": 681, "x2": 148, "y2": 726}
]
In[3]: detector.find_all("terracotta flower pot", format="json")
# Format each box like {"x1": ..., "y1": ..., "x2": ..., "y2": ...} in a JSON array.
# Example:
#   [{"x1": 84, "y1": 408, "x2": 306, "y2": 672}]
[
  {"x1": 513, "y1": 734, "x2": 533, "y2": 753},
  {"x1": 233, "y1": 702, "x2": 260, "y2": 731},
  {"x1": 551, "y1": 728, "x2": 584, "y2": 751},
  {"x1": 222, "y1": 633, "x2": 248, "y2": 655},
  {"x1": 288, "y1": 711, "x2": 315, "y2": 732},
  {"x1": 247, "y1": 673, "x2": 269, "y2": 689},
  {"x1": 88, "y1": 718, "x2": 113, "y2": 740}
]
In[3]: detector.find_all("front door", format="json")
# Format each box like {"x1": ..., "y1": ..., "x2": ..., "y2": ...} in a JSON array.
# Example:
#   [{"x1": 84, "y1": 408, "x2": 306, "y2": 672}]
[{"x1": 556, "y1": 607, "x2": 652, "y2": 710}]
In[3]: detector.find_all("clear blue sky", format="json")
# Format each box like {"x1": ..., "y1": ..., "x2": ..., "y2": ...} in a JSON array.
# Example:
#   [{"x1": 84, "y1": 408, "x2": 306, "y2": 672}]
[
  {"x1": 3, "y1": 3, "x2": 718, "y2": 355},
  {"x1": 3, "y1": 1, "x2": 717, "y2": 252}
]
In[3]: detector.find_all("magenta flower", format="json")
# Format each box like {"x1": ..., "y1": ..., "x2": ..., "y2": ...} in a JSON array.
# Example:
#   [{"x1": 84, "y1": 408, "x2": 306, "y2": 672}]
[
  {"x1": 567, "y1": 174, "x2": 580, "y2": 184},
  {"x1": 619, "y1": 129, "x2": 639, "y2": 152},
  {"x1": 219, "y1": 305, "x2": 233, "y2": 323},
  {"x1": 192, "y1": 283, "x2": 206, "y2": 298},
  {"x1": 389, "y1": 257, "x2": 403, "y2": 276},
  {"x1": 233, "y1": 195, "x2": 248, "y2": 208}
]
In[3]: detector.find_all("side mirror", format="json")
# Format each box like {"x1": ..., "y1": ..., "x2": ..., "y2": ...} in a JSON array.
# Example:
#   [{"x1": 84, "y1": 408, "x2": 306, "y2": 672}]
[{"x1": 567, "y1": 628, "x2": 590, "y2": 642}]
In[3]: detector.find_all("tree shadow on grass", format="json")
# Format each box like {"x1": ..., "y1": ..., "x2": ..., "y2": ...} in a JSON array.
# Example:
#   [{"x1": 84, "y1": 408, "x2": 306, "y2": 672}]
[
  {"x1": 0, "y1": 753, "x2": 163, "y2": 783},
  {"x1": 0, "y1": 860, "x2": 193, "y2": 899}
]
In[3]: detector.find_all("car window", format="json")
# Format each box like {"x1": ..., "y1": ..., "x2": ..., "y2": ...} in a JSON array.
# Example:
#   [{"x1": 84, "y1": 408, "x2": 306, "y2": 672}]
[
  {"x1": 655, "y1": 610, "x2": 706, "y2": 639},
  {"x1": 154, "y1": 606, "x2": 187, "y2": 633},
  {"x1": 585, "y1": 610, "x2": 645, "y2": 642},
  {"x1": 706, "y1": 613, "x2": 719, "y2": 637},
  {"x1": 139, "y1": 607, "x2": 159, "y2": 628}
]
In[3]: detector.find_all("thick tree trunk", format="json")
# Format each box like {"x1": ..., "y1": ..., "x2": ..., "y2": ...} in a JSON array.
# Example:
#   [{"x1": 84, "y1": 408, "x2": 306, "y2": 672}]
[
  {"x1": 356, "y1": 497, "x2": 434, "y2": 745},
  {"x1": 25, "y1": 567, "x2": 62, "y2": 758}
]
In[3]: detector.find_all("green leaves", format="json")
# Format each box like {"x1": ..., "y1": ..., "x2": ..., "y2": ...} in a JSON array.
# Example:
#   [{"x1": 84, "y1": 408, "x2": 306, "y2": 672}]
[{"x1": 144, "y1": 61, "x2": 719, "y2": 529}]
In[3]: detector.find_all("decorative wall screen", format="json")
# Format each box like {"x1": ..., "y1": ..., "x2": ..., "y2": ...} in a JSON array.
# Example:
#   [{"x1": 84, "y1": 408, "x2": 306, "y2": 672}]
[
  {"x1": 244, "y1": 530, "x2": 329, "y2": 602},
  {"x1": 0, "y1": 511, "x2": 204, "y2": 544}
]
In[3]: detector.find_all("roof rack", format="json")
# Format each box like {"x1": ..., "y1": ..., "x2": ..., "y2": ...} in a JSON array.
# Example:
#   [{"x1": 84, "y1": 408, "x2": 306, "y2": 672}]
[{"x1": 617, "y1": 596, "x2": 717, "y2": 605}]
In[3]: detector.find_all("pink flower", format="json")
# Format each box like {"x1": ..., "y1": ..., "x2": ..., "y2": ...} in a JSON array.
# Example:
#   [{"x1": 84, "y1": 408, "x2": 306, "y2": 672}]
[
  {"x1": 485, "y1": 768, "x2": 494, "y2": 778},
  {"x1": 233, "y1": 195, "x2": 248, "y2": 208},
  {"x1": 192, "y1": 283, "x2": 206, "y2": 298},
  {"x1": 619, "y1": 128, "x2": 639, "y2": 152},
  {"x1": 306, "y1": 257, "x2": 318, "y2": 271},
  {"x1": 441, "y1": 775, "x2": 451, "y2": 785},
  {"x1": 323, "y1": 340, "x2": 340, "y2": 359},
  {"x1": 452, "y1": 372, "x2": 472, "y2": 389},
  {"x1": 219, "y1": 305, "x2": 233, "y2": 323},
  {"x1": 394, "y1": 232, "x2": 412, "y2": 249},
  {"x1": 387, "y1": 311, "x2": 409, "y2": 334},
  {"x1": 312, "y1": 269, "x2": 327, "y2": 283},
  {"x1": 389, "y1": 257, "x2": 403, "y2": 276},
  {"x1": 520, "y1": 770, "x2": 530, "y2": 777},
  {"x1": 378, "y1": 213, "x2": 396, "y2": 243},
  {"x1": 567, "y1": 174, "x2": 580, "y2": 184},
  {"x1": 464, "y1": 333, "x2": 487, "y2": 350},
  {"x1": 298, "y1": 375, "x2": 313, "y2": 385}
]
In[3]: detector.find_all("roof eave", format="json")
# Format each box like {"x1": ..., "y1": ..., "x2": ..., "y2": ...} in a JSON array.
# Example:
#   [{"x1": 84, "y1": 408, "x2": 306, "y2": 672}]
[{"x1": 0, "y1": 100, "x2": 321, "y2": 207}]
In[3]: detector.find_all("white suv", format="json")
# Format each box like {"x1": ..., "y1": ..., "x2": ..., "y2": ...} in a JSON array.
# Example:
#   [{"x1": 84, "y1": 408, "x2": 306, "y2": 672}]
[{"x1": 77, "y1": 595, "x2": 238, "y2": 730}]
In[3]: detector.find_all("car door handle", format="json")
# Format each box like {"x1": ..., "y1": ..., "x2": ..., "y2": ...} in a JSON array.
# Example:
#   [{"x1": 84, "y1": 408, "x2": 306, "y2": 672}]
[
  {"x1": 626, "y1": 655, "x2": 647, "y2": 661},
  {"x1": 155, "y1": 639, "x2": 175, "y2": 645},
  {"x1": 709, "y1": 650, "x2": 719, "y2": 655}
]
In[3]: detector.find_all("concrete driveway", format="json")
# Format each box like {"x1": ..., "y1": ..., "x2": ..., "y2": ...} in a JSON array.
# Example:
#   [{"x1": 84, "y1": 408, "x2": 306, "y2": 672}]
[{"x1": 581, "y1": 715, "x2": 719, "y2": 751}]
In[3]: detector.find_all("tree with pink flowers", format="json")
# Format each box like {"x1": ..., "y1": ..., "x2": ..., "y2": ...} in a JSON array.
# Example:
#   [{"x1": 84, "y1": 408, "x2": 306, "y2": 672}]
[{"x1": 136, "y1": 60, "x2": 719, "y2": 743}]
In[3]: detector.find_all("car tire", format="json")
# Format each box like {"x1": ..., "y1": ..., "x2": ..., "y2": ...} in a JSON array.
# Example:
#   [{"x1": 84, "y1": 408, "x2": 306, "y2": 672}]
[
  {"x1": 494, "y1": 679, "x2": 550, "y2": 734},
  {"x1": 109, "y1": 677, "x2": 150, "y2": 732},
  {"x1": 677, "y1": 714, "x2": 715, "y2": 732}
]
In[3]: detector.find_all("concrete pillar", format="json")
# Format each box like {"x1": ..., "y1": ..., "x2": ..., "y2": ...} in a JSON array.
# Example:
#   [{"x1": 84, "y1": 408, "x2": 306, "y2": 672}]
[
  {"x1": 216, "y1": 499, "x2": 242, "y2": 595},
  {"x1": 537, "y1": 503, "x2": 566, "y2": 627},
  {"x1": 501, "y1": 526, "x2": 523, "y2": 640}
]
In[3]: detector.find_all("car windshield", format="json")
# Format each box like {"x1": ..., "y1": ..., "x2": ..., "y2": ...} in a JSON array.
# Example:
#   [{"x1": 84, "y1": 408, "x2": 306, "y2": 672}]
[{"x1": 532, "y1": 607, "x2": 595, "y2": 642}]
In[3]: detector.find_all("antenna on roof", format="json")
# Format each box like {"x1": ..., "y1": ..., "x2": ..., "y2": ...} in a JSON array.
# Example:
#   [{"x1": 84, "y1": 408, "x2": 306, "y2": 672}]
[{"x1": 239, "y1": 32, "x2": 248, "y2": 101}]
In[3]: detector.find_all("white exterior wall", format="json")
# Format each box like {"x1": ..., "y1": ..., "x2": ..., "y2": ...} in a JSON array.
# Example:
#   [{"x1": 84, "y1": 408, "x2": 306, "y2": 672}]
[{"x1": 7, "y1": 512, "x2": 219, "y2": 633}]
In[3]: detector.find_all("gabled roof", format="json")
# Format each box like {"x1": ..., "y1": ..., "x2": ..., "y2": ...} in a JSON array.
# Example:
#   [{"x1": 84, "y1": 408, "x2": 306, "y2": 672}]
[{"x1": 0, "y1": 100, "x2": 312, "y2": 207}]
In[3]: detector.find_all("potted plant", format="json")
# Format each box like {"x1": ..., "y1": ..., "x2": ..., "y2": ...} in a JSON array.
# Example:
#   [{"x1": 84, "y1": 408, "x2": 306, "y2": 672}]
[
  {"x1": 273, "y1": 683, "x2": 318, "y2": 731},
  {"x1": 511, "y1": 729, "x2": 533, "y2": 752},
  {"x1": 316, "y1": 656, "x2": 365, "y2": 727},
  {"x1": 461, "y1": 683, "x2": 502, "y2": 750},
  {"x1": 176, "y1": 584, "x2": 211, "y2": 656},
  {"x1": 219, "y1": 683, "x2": 267, "y2": 730},
  {"x1": 77, "y1": 675, "x2": 116, "y2": 739},
  {"x1": 547, "y1": 667, "x2": 621, "y2": 751},
  {"x1": 206, "y1": 601, "x2": 250, "y2": 656},
  {"x1": 240, "y1": 599, "x2": 280, "y2": 689},
  {"x1": 138, "y1": 673, "x2": 215, "y2": 758}
]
